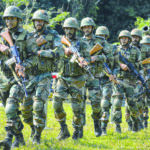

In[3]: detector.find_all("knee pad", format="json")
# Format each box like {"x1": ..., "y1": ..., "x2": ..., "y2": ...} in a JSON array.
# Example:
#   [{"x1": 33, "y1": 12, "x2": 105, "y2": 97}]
[
  {"x1": 113, "y1": 99, "x2": 122, "y2": 109},
  {"x1": 33, "y1": 97, "x2": 44, "y2": 113},
  {"x1": 5, "y1": 98, "x2": 18, "y2": 118},
  {"x1": 53, "y1": 97, "x2": 63, "y2": 112},
  {"x1": 101, "y1": 100, "x2": 110, "y2": 108}
]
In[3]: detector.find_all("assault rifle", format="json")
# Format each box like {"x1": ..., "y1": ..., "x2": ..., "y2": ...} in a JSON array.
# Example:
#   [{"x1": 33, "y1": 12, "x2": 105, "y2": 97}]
[
  {"x1": 119, "y1": 52, "x2": 150, "y2": 98},
  {"x1": 61, "y1": 36, "x2": 94, "y2": 79},
  {"x1": 1, "y1": 30, "x2": 28, "y2": 97},
  {"x1": 103, "y1": 63, "x2": 121, "y2": 88}
]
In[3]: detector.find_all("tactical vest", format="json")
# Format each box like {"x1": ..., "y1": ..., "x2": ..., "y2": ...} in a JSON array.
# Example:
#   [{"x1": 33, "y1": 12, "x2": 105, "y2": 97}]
[
  {"x1": 59, "y1": 38, "x2": 89, "y2": 77},
  {"x1": 116, "y1": 45, "x2": 141, "y2": 79}
]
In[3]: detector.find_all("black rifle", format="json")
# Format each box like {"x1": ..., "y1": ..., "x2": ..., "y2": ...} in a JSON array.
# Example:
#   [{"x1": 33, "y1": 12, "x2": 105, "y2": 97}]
[{"x1": 119, "y1": 52, "x2": 150, "y2": 98}]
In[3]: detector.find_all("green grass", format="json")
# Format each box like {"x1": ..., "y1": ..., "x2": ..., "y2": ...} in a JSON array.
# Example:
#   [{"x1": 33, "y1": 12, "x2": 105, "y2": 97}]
[{"x1": 0, "y1": 101, "x2": 150, "y2": 150}]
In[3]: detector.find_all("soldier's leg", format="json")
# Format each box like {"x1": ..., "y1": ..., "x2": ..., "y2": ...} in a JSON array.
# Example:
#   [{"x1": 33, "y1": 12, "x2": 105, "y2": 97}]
[
  {"x1": 80, "y1": 86, "x2": 87, "y2": 127},
  {"x1": 125, "y1": 86, "x2": 139, "y2": 132},
  {"x1": 143, "y1": 106, "x2": 149, "y2": 128},
  {"x1": 111, "y1": 85, "x2": 124, "y2": 133},
  {"x1": 21, "y1": 96, "x2": 34, "y2": 138},
  {"x1": 70, "y1": 79, "x2": 85, "y2": 140},
  {"x1": 0, "y1": 84, "x2": 25, "y2": 149},
  {"x1": 125, "y1": 106, "x2": 132, "y2": 131},
  {"x1": 87, "y1": 81, "x2": 101, "y2": 137},
  {"x1": 32, "y1": 77, "x2": 51, "y2": 144},
  {"x1": 53, "y1": 78, "x2": 70, "y2": 140},
  {"x1": 101, "y1": 83, "x2": 112, "y2": 135}
]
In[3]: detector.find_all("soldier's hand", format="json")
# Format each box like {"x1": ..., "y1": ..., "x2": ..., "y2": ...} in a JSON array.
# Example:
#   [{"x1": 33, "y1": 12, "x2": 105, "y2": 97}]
[
  {"x1": 15, "y1": 64, "x2": 25, "y2": 77},
  {"x1": 91, "y1": 56, "x2": 97, "y2": 63},
  {"x1": 78, "y1": 57, "x2": 88, "y2": 67},
  {"x1": 0, "y1": 44, "x2": 9, "y2": 55},
  {"x1": 37, "y1": 50, "x2": 44, "y2": 56},
  {"x1": 120, "y1": 64, "x2": 128, "y2": 71},
  {"x1": 64, "y1": 47, "x2": 72, "y2": 56}
]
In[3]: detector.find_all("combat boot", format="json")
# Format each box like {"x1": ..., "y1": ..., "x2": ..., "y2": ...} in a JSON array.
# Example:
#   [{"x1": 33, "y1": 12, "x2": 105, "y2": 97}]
[
  {"x1": 78, "y1": 127, "x2": 83, "y2": 138},
  {"x1": 101, "y1": 128, "x2": 107, "y2": 136},
  {"x1": 57, "y1": 123, "x2": 70, "y2": 140},
  {"x1": 101, "y1": 122, "x2": 107, "y2": 136},
  {"x1": 33, "y1": 133, "x2": 41, "y2": 144},
  {"x1": 138, "y1": 120, "x2": 144, "y2": 130},
  {"x1": 143, "y1": 120, "x2": 148, "y2": 128},
  {"x1": 72, "y1": 127, "x2": 81, "y2": 140},
  {"x1": 0, "y1": 132, "x2": 13, "y2": 150},
  {"x1": 12, "y1": 132, "x2": 25, "y2": 148},
  {"x1": 93, "y1": 119, "x2": 101, "y2": 137},
  {"x1": 30, "y1": 125, "x2": 35, "y2": 138},
  {"x1": 115, "y1": 124, "x2": 121, "y2": 133},
  {"x1": 132, "y1": 121, "x2": 139, "y2": 133},
  {"x1": 127, "y1": 120, "x2": 132, "y2": 131}
]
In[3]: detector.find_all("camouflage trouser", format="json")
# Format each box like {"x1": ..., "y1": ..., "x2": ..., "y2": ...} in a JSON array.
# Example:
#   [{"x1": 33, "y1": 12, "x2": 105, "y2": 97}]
[
  {"x1": 53, "y1": 76, "x2": 85, "y2": 128},
  {"x1": 100, "y1": 82, "x2": 112, "y2": 129},
  {"x1": 111, "y1": 79, "x2": 139, "y2": 124},
  {"x1": 125, "y1": 83, "x2": 145, "y2": 126},
  {"x1": 81, "y1": 78, "x2": 102, "y2": 125},
  {"x1": 143, "y1": 79, "x2": 150, "y2": 122},
  {"x1": 4, "y1": 84, "x2": 25, "y2": 134},
  {"x1": 21, "y1": 76, "x2": 51, "y2": 133}
]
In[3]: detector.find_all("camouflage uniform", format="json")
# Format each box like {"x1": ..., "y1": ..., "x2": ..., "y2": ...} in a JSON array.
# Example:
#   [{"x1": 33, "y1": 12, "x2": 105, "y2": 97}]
[
  {"x1": 21, "y1": 10, "x2": 60, "y2": 144},
  {"x1": 53, "y1": 17, "x2": 90, "y2": 140},
  {"x1": 126, "y1": 29, "x2": 145, "y2": 130},
  {"x1": 112, "y1": 30, "x2": 142, "y2": 132},
  {"x1": 95, "y1": 26, "x2": 114, "y2": 135},
  {"x1": 0, "y1": 6, "x2": 37, "y2": 149},
  {"x1": 140, "y1": 36, "x2": 150, "y2": 128}
]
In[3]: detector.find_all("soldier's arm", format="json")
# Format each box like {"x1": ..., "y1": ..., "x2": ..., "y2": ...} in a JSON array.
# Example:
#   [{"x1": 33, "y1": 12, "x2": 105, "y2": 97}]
[{"x1": 21, "y1": 35, "x2": 38, "y2": 69}]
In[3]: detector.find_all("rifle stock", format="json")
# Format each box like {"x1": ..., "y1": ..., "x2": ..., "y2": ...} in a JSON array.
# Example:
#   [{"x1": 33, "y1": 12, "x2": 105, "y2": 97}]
[
  {"x1": 90, "y1": 43, "x2": 103, "y2": 55},
  {"x1": 61, "y1": 36, "x2": 71, "y2": 47},
  {"x1": 1, "y1": 30, "x2": 13, "y2": 46},
  {"x1": 142, "y1": 58, "x2": 150, "y2": 64}
]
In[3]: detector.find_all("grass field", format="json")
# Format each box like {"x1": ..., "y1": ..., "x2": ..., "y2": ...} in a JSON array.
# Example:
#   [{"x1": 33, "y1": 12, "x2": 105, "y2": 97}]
[{"x1": 0, "y1": 101, "x2": 150, "y2": 150}]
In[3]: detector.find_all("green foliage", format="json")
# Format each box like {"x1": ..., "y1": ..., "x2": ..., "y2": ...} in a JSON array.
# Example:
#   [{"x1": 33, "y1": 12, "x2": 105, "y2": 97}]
[
  {"x1": 47, "y1": 8, "x2": 70, "y2": 29},
  {"x1": 2, "y1": 0, "x2": 30, "y2": 7},
  {"x1": 135, "y1": 17, "x2": 150, "y2": 29}
]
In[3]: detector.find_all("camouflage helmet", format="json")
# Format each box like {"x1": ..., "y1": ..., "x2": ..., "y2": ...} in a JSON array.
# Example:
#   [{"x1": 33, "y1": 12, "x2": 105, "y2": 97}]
[
  {"x1": 32, "y1": 10, "x2": 49, "y2": 23},
  {"x1": 118, "y1": 30, "x2": 132, "y2": 41},
  {"x1": 95, "y1": 26, "x2": 110, "y2": 38},
  {"x1": 3, "y1": 6, "x2": 23, "y2": 20},
  {"x1": 140, "y1": 35, "x2": 150, "y2": 44},
  {"x1": 63, "y1": 17, "x2": 79, "y2": 29},
  {"x1": 131, "y1": 29, "x2": 143, "y2": 40},
  {"x1": 80, "y1": 17, "x2": 95, "y2": 29}
]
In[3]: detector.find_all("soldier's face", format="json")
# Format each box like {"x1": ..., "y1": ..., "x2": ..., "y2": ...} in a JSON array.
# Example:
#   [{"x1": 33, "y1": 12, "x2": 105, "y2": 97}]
[
  {"x1": 82, "y1": 25, "x2": 93, "y2": 36},
  {"x1": 5, "y1": 17, "x2": 18, "y2": 29},
  {"x1": 34, "y1": 19, "x2": 45, "y2": 31},
  {"x1": 132, "y1": 35, "x2": 140, "y2": 44},
  {"x1": 120, "y1": 37, "x2": 129, "y2": 46},
  {"x1": 98, "y1": 34, "x2": 107, "y2": 39},
  {"x1": 64, "y1": 27, "x2": 76, "y2": 39}
]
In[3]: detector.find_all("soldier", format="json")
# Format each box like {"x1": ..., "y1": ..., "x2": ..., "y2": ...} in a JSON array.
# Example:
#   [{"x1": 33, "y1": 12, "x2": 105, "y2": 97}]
[
  {"x1": 80, "y1": 18, "x2": 113, "y2": 136},
  {"x1": 0, "y1": 6, "x2": 37, "y2": 149},
  {"x1": 95, "y1": 26, "x2": 114, "y2": 135},
  {"x1": 126, "y1": 28, "x2": 145, "y2": 130},
  {"x1": 95, "y1": 26, "x2": 110, "y2": 40},
  {"x1": 53, "y1": 17, "x2": 91, "y2": 140},
  {"x1": 111, "y1": 30, "x2": 142, "y2": 133},
  {"x1": 140, "y1": 35, "x2": 150, "y2": 128},
  {"x1": 21, "y1": 9, "x2": 60, "y2": 144}
]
